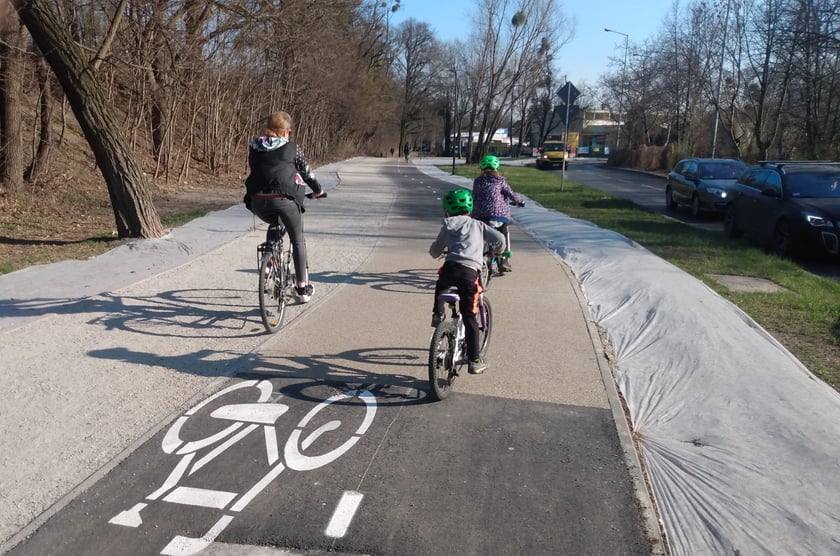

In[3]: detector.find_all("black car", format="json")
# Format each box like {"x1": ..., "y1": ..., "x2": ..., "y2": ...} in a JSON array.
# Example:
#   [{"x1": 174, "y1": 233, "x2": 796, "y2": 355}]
[
  {"x1": 723, "y1": 162, "x2": 840, "y2": 258},
  {"x1": 666, "y1": 158, "x2": 749, "y2": 217}
]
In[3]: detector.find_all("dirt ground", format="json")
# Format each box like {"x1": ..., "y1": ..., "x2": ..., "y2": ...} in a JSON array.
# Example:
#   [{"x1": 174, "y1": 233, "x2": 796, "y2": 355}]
[{"x1": 0, "y1": 170, "x2": 245, "y2": 275}]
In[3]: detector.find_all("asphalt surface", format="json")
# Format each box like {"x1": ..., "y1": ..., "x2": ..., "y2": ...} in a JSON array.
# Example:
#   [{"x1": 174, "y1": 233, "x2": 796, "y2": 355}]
[{"x1": 0, "y1": 157, "x2": 662, "y2": 555}]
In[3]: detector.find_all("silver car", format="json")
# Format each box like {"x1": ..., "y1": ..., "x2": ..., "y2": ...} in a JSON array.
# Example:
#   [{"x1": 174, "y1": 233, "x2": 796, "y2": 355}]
[{"x1": 666, "y1": 158, "x2": 749, "y2": 218}]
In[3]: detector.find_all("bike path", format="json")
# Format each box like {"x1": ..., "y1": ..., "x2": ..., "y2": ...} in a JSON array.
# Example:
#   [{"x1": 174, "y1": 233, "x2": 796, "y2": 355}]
[{"x1": 3, "y1": 158, "x2": 658, "y2": 555}]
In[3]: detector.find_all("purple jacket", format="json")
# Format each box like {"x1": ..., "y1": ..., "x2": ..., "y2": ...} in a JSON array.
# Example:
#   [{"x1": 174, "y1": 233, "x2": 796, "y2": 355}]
[{"x1": 471, "y1": 173, "x2": 523, "y2": 224}]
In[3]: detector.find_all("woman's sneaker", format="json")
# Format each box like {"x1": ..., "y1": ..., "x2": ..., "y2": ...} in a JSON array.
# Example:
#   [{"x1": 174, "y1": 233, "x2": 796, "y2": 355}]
[{"x1": 296, "y1": 284, "x2": 314, "y2": 303}]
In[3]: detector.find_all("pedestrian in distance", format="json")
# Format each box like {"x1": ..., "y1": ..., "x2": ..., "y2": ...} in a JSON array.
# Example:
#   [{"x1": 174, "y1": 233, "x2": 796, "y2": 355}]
[
  {"x1": 429, "y1": 188, "x2": 504, "y2": 375},
  {"x1": 470, "y1": 154, "x2": 525, "y2": 272},
  {"x1": 243, "y1": 111, "x2": 325, "y2": 303},
  {"x1": 404, "y1": 142, "x2": 411, "y2": 162}
]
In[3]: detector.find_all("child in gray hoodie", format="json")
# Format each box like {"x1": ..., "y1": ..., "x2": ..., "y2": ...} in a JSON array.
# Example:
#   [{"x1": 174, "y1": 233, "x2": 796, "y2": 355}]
[{"x1": 429, "y1": 188, "x2": 504, "y2": 374}]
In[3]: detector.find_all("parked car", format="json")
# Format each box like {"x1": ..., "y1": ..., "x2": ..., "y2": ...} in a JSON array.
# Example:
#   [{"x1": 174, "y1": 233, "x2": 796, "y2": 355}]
[
  {"x1": 665, "y1": 158, "x2": 749, "y2": 218},
  {"x1": 723, "y1": 161, "x2": 840, "y2": 258},
  {"x1": 536, "y1": 141, "x2": 568, "y2": 169}
]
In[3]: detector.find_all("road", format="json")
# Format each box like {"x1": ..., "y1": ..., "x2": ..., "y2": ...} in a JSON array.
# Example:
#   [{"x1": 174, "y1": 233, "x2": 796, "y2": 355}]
[
  {"x1": 1, "y1": 158, "x2": 659, "y2": 555},
  {"x1": 556, "y1": 158, "x2": 840, "y2": 282}
]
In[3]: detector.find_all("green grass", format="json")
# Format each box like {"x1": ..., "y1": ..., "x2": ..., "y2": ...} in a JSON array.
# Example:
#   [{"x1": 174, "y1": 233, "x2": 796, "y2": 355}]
[
  {"x1": 450, "y1": 163, "x2": 840, "y2": 390},
  {"x1": 162, "y1": 209, "x2": 209, "y2": 228}
]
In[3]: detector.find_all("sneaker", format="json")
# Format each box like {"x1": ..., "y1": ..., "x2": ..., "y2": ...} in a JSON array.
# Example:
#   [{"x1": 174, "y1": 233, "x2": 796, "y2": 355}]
[
  {"x1": 295, "y1": 284, "x2": 314, "y2": 303},
  {"x1": 431, "y1": 313, "x2": 443, "y2": 327},
  {"x1": 499, "y1": 257, "x2": 512, "y2": 272},
  {"x1": 468, "y1": 358, "x2": 487, "y2": 375}
]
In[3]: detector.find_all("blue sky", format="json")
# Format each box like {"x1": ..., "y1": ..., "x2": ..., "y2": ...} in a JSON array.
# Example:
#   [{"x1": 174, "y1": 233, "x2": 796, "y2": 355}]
[{"x1": 390, "y1": 0, "x2": 676, "y2": 88}]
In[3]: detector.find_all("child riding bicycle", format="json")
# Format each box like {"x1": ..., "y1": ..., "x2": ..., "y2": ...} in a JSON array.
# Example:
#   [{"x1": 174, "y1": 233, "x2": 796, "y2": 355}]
[
  {"x1": 429, "y1": 188, "x2": 504, "y2": 375},
  {"x1": 470, "y1": 154, "x2": 525, "y2": 272}
]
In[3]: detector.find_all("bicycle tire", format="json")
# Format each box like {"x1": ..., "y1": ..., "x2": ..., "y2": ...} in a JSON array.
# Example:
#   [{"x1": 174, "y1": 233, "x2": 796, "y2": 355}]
[
  {"x1": 428, "y1": 321, "x2": 458, "y2": 401},
  {"x1": 258, "y1": 249, "x2": 287, "y2": 333},
  {"x1": 478, "y1": 296, "x2": 492, "y2": 357},
  {"x1": 480, "y1": 255, "x2": 493, "y2": 289}
]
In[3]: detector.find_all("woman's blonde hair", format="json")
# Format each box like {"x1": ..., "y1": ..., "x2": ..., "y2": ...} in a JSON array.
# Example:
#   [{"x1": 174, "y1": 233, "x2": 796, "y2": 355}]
[{"x1": 266, "y1": 111, "x2": 292, "y2": 135}]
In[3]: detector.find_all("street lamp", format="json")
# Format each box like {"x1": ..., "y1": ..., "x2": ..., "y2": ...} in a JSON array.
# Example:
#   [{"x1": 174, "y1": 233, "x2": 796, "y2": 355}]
[
  {"x1": 605, "y1": 28, "x2": 629, "y2": 150},
  {"x1": 450, "y1": 67, "x2": 458, "y2": 175}
]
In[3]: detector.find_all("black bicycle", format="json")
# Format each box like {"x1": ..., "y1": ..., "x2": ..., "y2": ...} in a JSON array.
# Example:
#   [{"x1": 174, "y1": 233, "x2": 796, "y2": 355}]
[
  {"x1": 257, "y1": 225, "x2": 294, "y2": 333},
  {"x1": 427, "y1": 288, "x2": 492, "y2": 400},
  {"x1": 256, "y1": 192, "x2": 325, "y2": 334}
]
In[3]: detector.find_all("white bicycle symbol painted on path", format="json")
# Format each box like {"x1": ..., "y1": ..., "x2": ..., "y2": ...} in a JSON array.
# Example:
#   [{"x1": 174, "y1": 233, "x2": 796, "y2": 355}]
[{"x1": 109, "y1": 379, "x2": 377, "y2": 555}]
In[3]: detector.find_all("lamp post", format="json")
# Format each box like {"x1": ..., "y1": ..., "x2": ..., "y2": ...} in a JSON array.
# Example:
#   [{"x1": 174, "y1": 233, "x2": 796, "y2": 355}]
[
  {"x1": 710, "y1": 0, "x2": 731, "y2": 158},
  {"x1": 450, "y1": 67, "x2": 458, "y2": 175},
  {"x1": 604, "y1": 28, "x2": 629, "y2": 150}
]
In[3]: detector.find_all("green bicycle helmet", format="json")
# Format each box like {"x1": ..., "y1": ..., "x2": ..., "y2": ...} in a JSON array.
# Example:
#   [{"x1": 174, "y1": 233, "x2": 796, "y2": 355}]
[
  {"x1": 479, "y1": 154, "x2": 500, "y2": 171},
  {"x1": 442, "y1": 188, "x2": 474, "y2": 215}
]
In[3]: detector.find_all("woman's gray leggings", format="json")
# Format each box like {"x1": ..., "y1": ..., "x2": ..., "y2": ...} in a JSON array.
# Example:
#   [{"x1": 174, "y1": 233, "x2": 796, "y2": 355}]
[{"x1": 252, "y1": 196, "x2": 308, "y2": 286}]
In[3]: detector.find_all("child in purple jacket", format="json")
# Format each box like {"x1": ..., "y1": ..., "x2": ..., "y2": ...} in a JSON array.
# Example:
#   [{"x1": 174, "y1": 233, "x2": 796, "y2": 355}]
[{"x1": 470, "y1": 155, "x2": 524, "y2": 272}]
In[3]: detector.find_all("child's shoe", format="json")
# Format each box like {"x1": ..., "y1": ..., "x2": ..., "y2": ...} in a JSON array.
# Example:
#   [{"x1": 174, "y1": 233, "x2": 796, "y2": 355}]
[{"x1": 468, "y1": 358, "x2": 488, "y2": 374}]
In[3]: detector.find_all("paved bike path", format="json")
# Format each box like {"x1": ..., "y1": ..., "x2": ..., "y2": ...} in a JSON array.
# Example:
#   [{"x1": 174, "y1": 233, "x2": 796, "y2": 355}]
[{"x1": 2, "y1": 158, "x2": 658, "y2": 555}]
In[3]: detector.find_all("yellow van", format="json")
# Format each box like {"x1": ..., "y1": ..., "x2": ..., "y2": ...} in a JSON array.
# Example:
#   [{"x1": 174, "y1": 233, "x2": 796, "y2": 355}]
[{"x1": 536, "y1": 142, "x2": 569, "y2": 169}]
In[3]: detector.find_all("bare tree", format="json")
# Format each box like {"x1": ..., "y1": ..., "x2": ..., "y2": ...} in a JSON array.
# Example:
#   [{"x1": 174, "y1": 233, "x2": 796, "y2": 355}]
[
  {"x1": 734, "y1": 0, "x2": 794, "y2": 160},
  {"x1": 0, "y1": 6, "x2": 25, "y2": 192},
  {"x1": 11, "y1": 0, "x2": 165, "y2": 238},
  {"x1": 392, "y1": 19, "x2": 438, "y2": 154},
  {"x1": 466, "y1": 0, "x2": 568, "y2": 160},
  {"x1": 783, "y1": 0, "x2": 840, "y2": 159},
  {"x1": 25, "y1": 52, "x2": 53, "y2": 181}
]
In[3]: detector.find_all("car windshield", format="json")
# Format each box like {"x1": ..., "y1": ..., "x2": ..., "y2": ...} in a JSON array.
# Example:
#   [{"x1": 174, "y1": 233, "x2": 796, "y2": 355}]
[
  {"x1": 786, "y1": 170, "x2": 840, "y2": 198},
  {"x1": 698, "y1": 161, "x2": 747, "y2": 179},
  {"x1": 543, "y1": 143, "x2": 564, "y2": 151}
]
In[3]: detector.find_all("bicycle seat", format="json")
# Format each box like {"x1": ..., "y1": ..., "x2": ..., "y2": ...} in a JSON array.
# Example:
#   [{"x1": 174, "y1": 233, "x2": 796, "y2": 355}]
[
  {"x1": 437, "y1": 290, "x2": 460, "y2": 304},
  {"x1": 266, "y1": 225, "x2": 287, "y2": 242}
]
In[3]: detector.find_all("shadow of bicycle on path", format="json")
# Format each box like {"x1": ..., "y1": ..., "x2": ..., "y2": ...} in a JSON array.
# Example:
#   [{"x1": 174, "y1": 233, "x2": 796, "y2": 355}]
[{"x1": 88, "y1": 344, "x2": 434, "y2": 406}]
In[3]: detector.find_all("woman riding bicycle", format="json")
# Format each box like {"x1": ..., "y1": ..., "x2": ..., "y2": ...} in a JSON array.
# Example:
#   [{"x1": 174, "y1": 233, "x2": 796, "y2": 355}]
[
  {"x1": 244, "y1": 111, "x2": 325, "y2": 303},
  {"x1": 470, "y1": 155, "x2": 525, "y2": 273},
  {"x1": 429, "y1": 188, "x2": 504, "y2": 375}
]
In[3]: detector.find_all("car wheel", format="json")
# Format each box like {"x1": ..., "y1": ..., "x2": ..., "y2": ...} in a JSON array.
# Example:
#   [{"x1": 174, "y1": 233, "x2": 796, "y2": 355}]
[
  {"x1": 773, "y1": 220, "x2": 793, "y2": 258},
  {"x1": 690, "y1": 195, "x2": 702, "y2": 218},
  {"x1": 665, "y1": 187, "x2": 677, "y2": 211},
  {"x1": 723, "y1": 205, "x2": 741, "y2": 238}
]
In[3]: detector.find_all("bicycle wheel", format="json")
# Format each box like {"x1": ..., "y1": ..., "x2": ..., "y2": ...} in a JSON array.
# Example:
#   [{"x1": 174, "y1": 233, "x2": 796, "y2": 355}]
[
  {"x1": 258, "y1": 248, "x2": 286, "y2": 333},
  {"x1": 478, "y1": 296, "x2": 492, "y2": 357},
  {"x1": 480, "y1": 254, "x2": 492, "y2": 290},
  {"x1": 428, "y1": 321, "x2": 458, "y2": 401}
]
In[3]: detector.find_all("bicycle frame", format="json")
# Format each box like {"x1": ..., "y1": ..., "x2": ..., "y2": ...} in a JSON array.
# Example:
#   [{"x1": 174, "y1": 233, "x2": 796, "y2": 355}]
[{"x1": 428, "y1": 289, "x2": 492, "y2": 401}]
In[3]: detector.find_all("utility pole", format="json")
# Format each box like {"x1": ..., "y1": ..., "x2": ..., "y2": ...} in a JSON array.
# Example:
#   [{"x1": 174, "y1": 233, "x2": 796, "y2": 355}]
[
  {"x1": 605, "y1": 28, "x2": 629, "y2": 150},
  {"x1": 711, "y1": 0, "x2": 731, "y2": 158}
]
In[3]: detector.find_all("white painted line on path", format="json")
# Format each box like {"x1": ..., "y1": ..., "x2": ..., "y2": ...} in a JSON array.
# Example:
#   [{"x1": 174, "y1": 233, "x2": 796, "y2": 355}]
[{"x1": 325, "y1": 491, "x2": 364, "y2": 538}]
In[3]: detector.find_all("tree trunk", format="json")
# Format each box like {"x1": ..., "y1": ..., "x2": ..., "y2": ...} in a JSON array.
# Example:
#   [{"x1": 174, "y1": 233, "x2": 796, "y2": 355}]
[
  {"x1": 25, "y1": 53, "x2": 53, "y2": 181},
  {"x1": 11, "y1": 0, "x2": 165, "y2": 239},
  {"x1": 0, "y1": 13, "x2": 25, "y2": 193}
]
